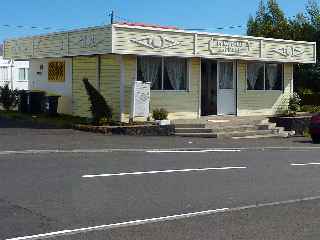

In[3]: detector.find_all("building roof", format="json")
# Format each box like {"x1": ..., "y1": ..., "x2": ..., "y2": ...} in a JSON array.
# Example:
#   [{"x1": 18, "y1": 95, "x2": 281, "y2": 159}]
[{"x1": 117, "y1": 22, "x2": 179, "y2": 30}]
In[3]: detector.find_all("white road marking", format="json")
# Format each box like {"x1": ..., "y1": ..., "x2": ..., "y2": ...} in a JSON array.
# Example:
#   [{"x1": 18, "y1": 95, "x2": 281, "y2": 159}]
[
  {"x1": 82, "y1": 166, "x2": 247, "y2": 178},
  {"x1": 291, "y1": 162, "x2": 320, "y2": 166},
  {"x1": 8, "y1": 195, "x2": 320, "y2": 240},
  {"x1": 146, "y1": 149, "x2": 241, "y2": 153}
]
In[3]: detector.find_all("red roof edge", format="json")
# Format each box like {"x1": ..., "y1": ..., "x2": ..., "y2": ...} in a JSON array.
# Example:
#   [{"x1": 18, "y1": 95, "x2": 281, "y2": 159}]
[{"x1": 117, "y1": 22, "x2": 179, "y2": 30}]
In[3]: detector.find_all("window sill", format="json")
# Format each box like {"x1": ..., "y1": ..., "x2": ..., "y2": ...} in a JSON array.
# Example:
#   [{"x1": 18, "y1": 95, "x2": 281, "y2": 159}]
[
  {"x1": 246, "y1": 89, "x2": 283, "y2": 92},
  {"x1": 151, "y1": 90, "x2": 190, "y2": 93}
]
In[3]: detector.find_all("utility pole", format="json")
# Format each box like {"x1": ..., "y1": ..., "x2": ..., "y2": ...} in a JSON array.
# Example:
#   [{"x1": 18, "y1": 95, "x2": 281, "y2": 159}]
[{"x1": 109, "y1": 10, "x2": 114, "y2": 24}]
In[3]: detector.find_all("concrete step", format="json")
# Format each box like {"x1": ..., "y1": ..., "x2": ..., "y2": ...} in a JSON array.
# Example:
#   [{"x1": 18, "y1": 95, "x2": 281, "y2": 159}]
[
  {"x1": 232, "y1": 134, "x2": 286, "y2": 139},
  {"x1": 209, "y1": 125, "x2": 258, "y2": 133},
  {"x1": 175, "y1": 128, "x2": 213, "y2": 133},
  {"x1": 174, "y1": 123, "x2": 206, "y2": 129},
  {"x1": 256, "y1": 123, "x2": 277, "y2": 130},
  {"x1": 216, "y1": 129, "x2": 280, "y2": 138},
  {"x1": 175, "y1": 133, "x2": 218, "y2": 138}
]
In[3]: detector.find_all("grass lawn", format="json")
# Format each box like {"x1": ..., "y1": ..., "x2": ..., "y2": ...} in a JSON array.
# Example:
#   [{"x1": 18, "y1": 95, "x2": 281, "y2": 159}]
[{"x1": 0, "y1": 110, "x2": 88, "y2": 128}]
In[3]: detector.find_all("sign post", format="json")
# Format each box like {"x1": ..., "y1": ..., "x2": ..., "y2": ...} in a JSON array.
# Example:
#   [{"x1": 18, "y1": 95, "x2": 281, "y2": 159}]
[{"x1": 132, "y1": 81, "x2": 151, "y2": 119}]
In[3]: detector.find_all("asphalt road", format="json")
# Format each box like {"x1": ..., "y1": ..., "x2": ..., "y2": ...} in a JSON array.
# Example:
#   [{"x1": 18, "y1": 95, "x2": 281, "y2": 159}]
[{"x1": 1, "y1": 121, "x2": 320, "y2": 239}]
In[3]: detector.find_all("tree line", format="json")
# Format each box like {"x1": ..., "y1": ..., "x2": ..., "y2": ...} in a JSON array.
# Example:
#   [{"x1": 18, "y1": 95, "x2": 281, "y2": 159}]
[{"x1": 247, "y1": 0, "x2": 320, "y2": 93}]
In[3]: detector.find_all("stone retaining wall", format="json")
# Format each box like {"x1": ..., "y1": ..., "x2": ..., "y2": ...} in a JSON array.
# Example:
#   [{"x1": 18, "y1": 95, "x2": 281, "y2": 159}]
[
  {"x1": 269, "y1": 115, "x2": 312, "y2": 136},
  {"x1": 74, "y1": 124, "x2": 175, "y2": 136}
]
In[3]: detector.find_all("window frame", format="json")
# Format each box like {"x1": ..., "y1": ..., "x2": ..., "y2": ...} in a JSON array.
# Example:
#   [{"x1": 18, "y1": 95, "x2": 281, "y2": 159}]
[
  {"x1": 136, "y1": 56, "x2": 190, "y2": 92},
  {"x1": 246, "y1": 62, "x2": 284, "y2": 91},
  {"x1": 18, "y1": 68, "x2": 28, "y2": 81},
  {"x1": 0, "y1": 66, "x2": 9, "y2": 81}
]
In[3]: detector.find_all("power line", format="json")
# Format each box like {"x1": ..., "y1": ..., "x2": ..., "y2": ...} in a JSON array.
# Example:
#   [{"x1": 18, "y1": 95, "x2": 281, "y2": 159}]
[
  {"x1": 0, "y1": 24, "x2": 69, "y2": 31},
  {"x1": 0, "y1": 13, "x2": 247, "y2": 33},
  {"x1": 110, "y1": 12, "x2": 247, "y2": 32}
]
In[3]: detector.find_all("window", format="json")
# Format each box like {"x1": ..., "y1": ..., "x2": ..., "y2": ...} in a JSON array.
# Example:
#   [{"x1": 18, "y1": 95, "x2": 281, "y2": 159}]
[
  {"x1": 265, "y1": 63, "x2": 283, "y2": 90},
  {"x1": 137, "y1": 56, "x2": 188, "y2": 90},
  {"x1": 0, "y1": 67, "x2": 8, "y2": 81},
  {"x1": 18, "y1": 68, "x2": 28, "y2": 81},
  {"x1": 48, "y1": 61, "x2": 65, "y2": 82},
  {"x1": 219, "y1": 62, "x2": 234, "y2": 89},
  {"x1": 247, "y1": 62, "x2": 283, "y2": 90},
  {"x1": 247, "y1": 63, "x2": 264, "y2": 90}
]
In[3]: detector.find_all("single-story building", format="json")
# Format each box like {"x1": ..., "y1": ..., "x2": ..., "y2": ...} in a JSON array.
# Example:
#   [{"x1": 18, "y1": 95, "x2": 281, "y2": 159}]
[
  {"x1": 3, "y1": 23, "x2": 316, "y2": 121},
  {"x1": 0, "y1": 44, "x2": 29, "y2": 90}
]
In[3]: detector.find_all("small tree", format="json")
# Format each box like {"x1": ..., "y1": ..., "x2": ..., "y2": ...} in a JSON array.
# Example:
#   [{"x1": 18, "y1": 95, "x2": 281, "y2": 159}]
[
  {"x1": 82, "y1": 78, "x2": 112, "y2": 125},
  {"x1": 0, "y1": 85, "x2": 19, "y2": 111}
]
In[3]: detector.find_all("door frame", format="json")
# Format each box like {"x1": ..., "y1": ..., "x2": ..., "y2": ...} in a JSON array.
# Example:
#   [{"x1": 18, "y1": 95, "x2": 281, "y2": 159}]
[{"x1": 217, "y1": 60, "x2": 237, "y2": 115}]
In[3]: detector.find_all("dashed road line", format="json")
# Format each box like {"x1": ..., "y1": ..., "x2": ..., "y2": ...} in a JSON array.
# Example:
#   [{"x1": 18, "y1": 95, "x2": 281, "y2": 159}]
[
  {"x1": 82, "y1": 166, "x2": 247, "y2": 178},
  {"x1": 291, "y1": 162, "x2": 320, "y2": 166}
]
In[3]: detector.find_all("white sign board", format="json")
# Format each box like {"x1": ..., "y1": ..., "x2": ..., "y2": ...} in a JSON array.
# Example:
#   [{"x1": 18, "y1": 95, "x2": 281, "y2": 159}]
[{"x1": 132, "y1": 81, "x2": 151, "y2": 118}]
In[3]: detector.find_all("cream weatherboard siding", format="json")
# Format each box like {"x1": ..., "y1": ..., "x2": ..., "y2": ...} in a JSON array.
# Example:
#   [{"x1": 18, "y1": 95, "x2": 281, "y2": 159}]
[
  {"x1": 150, "y1": 58, "x2": 200, "y2": 119},
  {"x1": 113, "y1": 27, "x2": 195, "y2": 57},
  {"x1": 100, "y1": 54, "x2": 121, "y2": 121},
  {"x1": 72, "y1": 56, "x2": 98, "y2": 117},
  {"x1": 237, "y1": 61, "x2": 293, "y2": 116},
  {"x1": 72, "y1": 54, "x2": 122, "y2": 120},
  {"x1": 5, "y1": 24, "x2": 316, "y2": 64},
  {"x1": 123, "y1": 55, "x2": 136, "y2": 121},
  {"x1": 4, "y1": 26, "x2": 112, "y2": 59},
  {"x1": 112, "y1": 24, "x2": 316, "y2": 64}
]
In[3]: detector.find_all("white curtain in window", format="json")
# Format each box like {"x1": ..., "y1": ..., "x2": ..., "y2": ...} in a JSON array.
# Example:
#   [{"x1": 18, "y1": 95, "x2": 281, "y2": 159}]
[
  {"x1": 140, "y1": 57, "x2": 161, "y2": 88},
  {"x1": 165, "y1": 58, "x2": 185, "y2": 90},
  {"x1": 19, "y1": 68, "x2": 26, "y2": 81},
  {"x1": 219, "y1": 62, "x2": 233, "y2": 89},
  {"x1": 247, "y1": 63, "x2": 262, "y2": 90},
  {"x1": 0, "y1": 67, "x2": 8, "y2": 81},
  {"x1": 266, "y1": 64, "x2": 278, "y2": 90}
]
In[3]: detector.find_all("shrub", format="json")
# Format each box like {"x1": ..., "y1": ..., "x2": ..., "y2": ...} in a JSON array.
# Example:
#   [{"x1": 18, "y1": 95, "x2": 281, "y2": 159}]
[
  {"x1": 0, "y1": 85, "x2": 19, "y2": 111},
  {"x1": 152, "y1": 108, "x2": 168, "y2": 120},
  {"x1": 300, "y1": 105, "x2": 320, "y2": 113},
  {"x1": 83, "y1": 78, "x2": 112, "y2": 125},
  {"x1": 297, "y1": 88, "x2": 314, "y2": 96},
  {"x1": 288, "y1": 92, "x2": 301, "y2": 115}
]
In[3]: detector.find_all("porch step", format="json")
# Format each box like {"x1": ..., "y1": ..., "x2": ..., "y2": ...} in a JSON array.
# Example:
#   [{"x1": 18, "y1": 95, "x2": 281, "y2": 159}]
[
  {"x1": 256, "y1": 123, "x2": 277, "y2": 130},
  {"x1": 210, "y1": 124, "x2": 258, "y2": 133},
  {"x1": 174, "y1": 124, "x2": 206, "y2": 129},
  {"x1": 173, "y1": 117, "x2": 294, "y2": 139},
  {"x1": 175, "y1": 128, "x2": 213, "y2": 134},
  {"x1": 175, "y1": 133, "x2": 218, "y2": 138},
  {"x1": 232, "y1": 134, "x2": 286, "y2": 139},
  {"x1": 216, "y1": 129, "x2": 281, "y2": 138}
]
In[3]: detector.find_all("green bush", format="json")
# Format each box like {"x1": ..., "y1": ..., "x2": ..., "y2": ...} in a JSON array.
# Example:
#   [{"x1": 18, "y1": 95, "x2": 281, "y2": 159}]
[
  {"x1": 300, "y1": 105, "x2": 320, "y2": 113},
  {"x1": 83, "y1": 78, "x2": 112, "y2": 125},
  {"x1": 152, "y1": 108, "x2": 168, "y2": 120},
  {"x1": 0, "y1": 85, "x2": 19, "y2": 111},
  {"x1": 297, "y1": 88, "x2": 314, "y2": 96},
  {"x1": 288, "y1": 92, "x2": 301, "y2": 115}
]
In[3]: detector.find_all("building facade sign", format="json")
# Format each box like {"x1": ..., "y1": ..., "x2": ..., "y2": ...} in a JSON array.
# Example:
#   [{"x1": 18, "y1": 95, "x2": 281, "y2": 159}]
[
  {"x1": 208, "y1": 38, "x2": 251, "y2": 56},
  {"x1": 132, "y1": 81, "x2": 150, "y2": 118}
]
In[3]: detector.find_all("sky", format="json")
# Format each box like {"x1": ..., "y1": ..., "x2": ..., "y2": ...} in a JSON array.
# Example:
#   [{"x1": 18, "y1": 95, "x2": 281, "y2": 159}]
[{"x1": 0, "y1": 0, "x2": 314, "y2": 42}]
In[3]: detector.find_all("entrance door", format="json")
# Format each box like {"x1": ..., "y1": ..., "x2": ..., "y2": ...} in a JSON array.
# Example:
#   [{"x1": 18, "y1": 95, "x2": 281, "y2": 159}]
[
  {"x1": 201, "y1": 60, "x2": 217, "y2": 116},
  {"x1": 217, "y1": 61, "x2": 236, "y2": 115}
]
